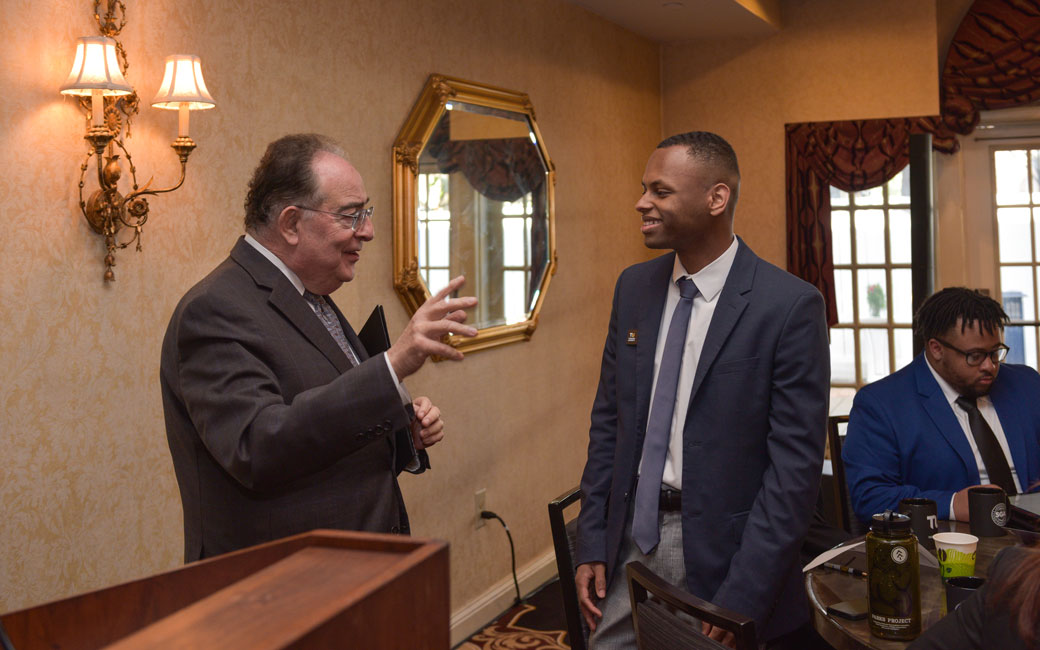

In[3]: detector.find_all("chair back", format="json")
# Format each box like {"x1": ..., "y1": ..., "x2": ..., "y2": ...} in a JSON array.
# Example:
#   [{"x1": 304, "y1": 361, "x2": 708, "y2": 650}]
[
  {"x1": 828, "y1": 415, "x2": 867, "y2": 535},
  {"x1": 547, "y1": 486, "x2": 588, "y2": 650},
  {"x1": 626, "y1": 561, "x2": 757, "y2": 650}
]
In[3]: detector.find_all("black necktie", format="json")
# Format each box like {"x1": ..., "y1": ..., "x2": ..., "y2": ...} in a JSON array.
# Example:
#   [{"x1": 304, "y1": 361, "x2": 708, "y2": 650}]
[{"x1": 955, "y1": 396, "x2": 1017, "y2": 495}]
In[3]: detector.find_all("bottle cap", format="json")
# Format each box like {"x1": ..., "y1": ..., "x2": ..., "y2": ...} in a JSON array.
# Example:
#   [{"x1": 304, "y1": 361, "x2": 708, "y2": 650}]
[{"x1": 870, "y1": 509, "x2": 912, "y2": 535}]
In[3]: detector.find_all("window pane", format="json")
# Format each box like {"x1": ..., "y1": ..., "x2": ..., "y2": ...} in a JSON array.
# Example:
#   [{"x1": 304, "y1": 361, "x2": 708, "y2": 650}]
[
  {"x1": 417, "y1": 223, "x2": 428, "y2": 266},
  {"x1": 891, "y1": 268, "x2": 913, "y2": 323},
  {"x1": 997, "y1": 207, "x2": 1033, "y2": 263},
  {"x1": 427, "y1": 269, "x2": 450, "y2": 296},
  {"x1": 894, "y1": 327, "x2": 914, "y2": 371},
  {"x1": 502, "y1": 217, "x2": 526, "y2": 267},
  {"x1": 858, "y1": 269, "x2": 888, "y2": 323},
  {"x1": 860, "y1": 328, "x2": 891, "y2": 384},
  {"x1": 502, "y1": 196, "x2": 528, "y2": 216},
  {"x1": 1002, "y1": 266, "x2": 1036, "y2": 320},
  {"x1": 831, "y1": 186, "x2": 850, "y2": 207},
  {"x1": 829, "y1": 387, "x2": 856, "y2": 417},
  {"x1": 428, "y1": 221, "x2": 450, "y2": 267},
  {"x1": 887, "y1": 167, "x2": 911, "y2": 205},
  {"x1": 526, "y1": 217, "x2": 533, "y2": 266},
  {"x1": 1032, "y1": 150, "x2": 1040, "y2": 204},
  {"x1": 889, "y1": 209, "x2": 912, "y2": 264},
  {"x1": 830, "y1": 328, "x2": 856, "y2": 384},
  {"x1": 503, "y1": 270, "x2": 527, "y2": 324},
  {"x1": 835, "y1": 269, "x2": 854, "y2": 323},
  {"x1": 832, "y1": 210, "x2": 852, "y2": 265},
  {"x1": 855, "y1": 209, "x2": 886, "y2": 264},
  {"x1": 854, "y1": 185, "x2": 884, "y2": 206},
  {"x1": 995, "y1": 149, "x2": 1029, "y2": 206},
  {"x1": 1034, "y1": 207, "x2": 1040, "y2": 264},
  {"x1": 1004, "y1": 323, "x2": 1033, "y2": 367}
]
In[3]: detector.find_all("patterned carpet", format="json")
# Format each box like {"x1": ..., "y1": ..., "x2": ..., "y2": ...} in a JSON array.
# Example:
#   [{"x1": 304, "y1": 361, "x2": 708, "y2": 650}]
[{"x1": 456, "y1": 580, "x2": 572, "y2": 650}]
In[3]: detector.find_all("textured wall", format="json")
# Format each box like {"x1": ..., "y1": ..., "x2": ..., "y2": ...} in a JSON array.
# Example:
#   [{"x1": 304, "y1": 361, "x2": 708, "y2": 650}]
[
  {"x1": 0, "y1": 0, "x2": 660, "y2": 613},
  {"x1": 661, "y1": 0, "x2": 941, "y2": 267}
]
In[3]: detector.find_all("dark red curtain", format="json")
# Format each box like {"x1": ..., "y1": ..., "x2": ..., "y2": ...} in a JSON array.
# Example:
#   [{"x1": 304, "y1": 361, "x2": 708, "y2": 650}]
[{"x1": 786, "y1": 0, "x2": 1040, "y2": 326}]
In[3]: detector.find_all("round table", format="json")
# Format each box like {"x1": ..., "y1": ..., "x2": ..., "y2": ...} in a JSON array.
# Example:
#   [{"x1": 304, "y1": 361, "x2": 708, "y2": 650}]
[{"x1": 806, "y1": 521, "x2": 1039, "y2": 650}]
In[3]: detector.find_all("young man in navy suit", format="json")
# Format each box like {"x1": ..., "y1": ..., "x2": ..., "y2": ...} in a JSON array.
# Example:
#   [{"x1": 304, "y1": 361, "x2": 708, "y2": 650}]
[
  {"x1": 844, "y1": 288, "x2": 1040, "y2": 524},
  {"x1": 574, "y1": 132, "x2": 830, "y2": 649}
]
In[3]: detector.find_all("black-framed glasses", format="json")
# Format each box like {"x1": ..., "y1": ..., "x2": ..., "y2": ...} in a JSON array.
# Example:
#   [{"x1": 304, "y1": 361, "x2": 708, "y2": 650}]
[
  {"x1": 294, "y1": 205, "x2": 373, "y2": 231},
  {"x1": 933, "y1": 338, "x2": 1009, "y2": 366}
]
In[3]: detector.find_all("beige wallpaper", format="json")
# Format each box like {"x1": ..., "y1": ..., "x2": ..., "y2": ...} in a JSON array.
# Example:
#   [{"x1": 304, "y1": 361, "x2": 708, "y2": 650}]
[
  {"x1": 661, "y1": 0, "x2": 942, "y2": 266},
  {"x1": 0, "y1": 0, "x2": 660, "y2": 613},
  {"x1": 1, "y1": 0, "x2": 962, "y2": 623}
]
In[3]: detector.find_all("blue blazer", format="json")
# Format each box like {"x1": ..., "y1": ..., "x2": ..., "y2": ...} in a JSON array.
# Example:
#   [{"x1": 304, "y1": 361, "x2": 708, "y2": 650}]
[
  {"x1": 843, "y1": 354, "x2": 1040, "y2": 523},
  {"x1": 575, "y1": 239, "x2": 830, "y2": 640}
]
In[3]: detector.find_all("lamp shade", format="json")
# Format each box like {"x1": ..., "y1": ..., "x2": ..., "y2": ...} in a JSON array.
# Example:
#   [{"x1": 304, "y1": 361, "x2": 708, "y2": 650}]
[
  {"x1": 151, "y1": 55, "x2": 216, "y2": 110},
  {"x1": 60, "y1": 36, "x2": 133, "y2": 96}
]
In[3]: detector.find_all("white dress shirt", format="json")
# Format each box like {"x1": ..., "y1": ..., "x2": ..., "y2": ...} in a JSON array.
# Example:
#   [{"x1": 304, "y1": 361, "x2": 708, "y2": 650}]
[
  {"x1": 925, "y1": 357, "x2": 1024, "y2": 515},
  {"x1": 640, "y1": 237, "x2": 739, "y2": 490}
]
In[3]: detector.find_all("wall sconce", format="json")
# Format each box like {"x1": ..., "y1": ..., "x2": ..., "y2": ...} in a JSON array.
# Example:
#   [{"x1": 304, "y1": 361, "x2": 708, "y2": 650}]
[{"x1": 61, "y1": 2, "x2": 215, "y2": 281}]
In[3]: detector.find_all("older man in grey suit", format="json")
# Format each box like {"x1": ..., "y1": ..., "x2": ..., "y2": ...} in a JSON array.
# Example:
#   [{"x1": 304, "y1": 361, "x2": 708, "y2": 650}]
[{"x1": 161, "y1": 133, "x2": 478, "y2": 561}]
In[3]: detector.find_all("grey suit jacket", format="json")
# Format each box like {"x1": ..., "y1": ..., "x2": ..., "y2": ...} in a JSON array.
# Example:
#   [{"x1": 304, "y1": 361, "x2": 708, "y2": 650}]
[
  {"x1": 576, "y1": 238, "x2": 830, "y2": 640},
  {"x1": 161, "y1": 237, "x2": 414, "y2": 560}
]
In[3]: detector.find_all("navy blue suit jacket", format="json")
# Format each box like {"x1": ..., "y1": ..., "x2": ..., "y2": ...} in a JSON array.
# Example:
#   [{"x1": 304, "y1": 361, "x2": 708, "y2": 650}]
[
  {"x1": 843, "y1": 354, "x2": 1040, "y2": 522},
  {"x1": 575, "y1": 239, "x2": 830, "y2": 640}
]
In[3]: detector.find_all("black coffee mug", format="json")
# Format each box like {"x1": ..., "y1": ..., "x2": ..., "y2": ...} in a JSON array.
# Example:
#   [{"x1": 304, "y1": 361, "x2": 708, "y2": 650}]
[
  {"x1": 968, "y1": 486, "x2": 1008, "y2": 537},
  {"x1": 898, "y1": 497, "x2": 939, "y2": 550},
  {"x1": 945, "y1": 575, "x2": 985, "y2": 612}
]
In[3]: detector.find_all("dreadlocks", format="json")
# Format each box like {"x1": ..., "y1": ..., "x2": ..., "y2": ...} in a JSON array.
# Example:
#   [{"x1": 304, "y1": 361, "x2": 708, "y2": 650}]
[{"x1": 912, "y1": 287, "x2": 1009, "y2": 341}]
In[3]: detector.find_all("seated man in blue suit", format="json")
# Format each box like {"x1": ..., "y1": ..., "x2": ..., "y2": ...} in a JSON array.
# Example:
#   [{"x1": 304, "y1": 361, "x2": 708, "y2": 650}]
[{"x1": 844, "y1": 287, "x2": 1040, "y2": 524}]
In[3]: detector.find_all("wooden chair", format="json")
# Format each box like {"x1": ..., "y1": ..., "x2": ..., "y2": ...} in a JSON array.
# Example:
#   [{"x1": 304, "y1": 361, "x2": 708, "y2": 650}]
[
  {"x1": 547, "y1": 486, "x2": 587, "y2": 650},
  {"x1": 627, "y1": 561, "x2": 757, "y2": 650},
  {"x1": 827, "y1": 414, "x2": 867, "y2": 535}
]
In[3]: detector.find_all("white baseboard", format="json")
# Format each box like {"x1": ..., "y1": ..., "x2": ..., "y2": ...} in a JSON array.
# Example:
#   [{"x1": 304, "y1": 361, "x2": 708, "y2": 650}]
[{"x1": 450, "y1": 548, "x2": 559, "y2": 647}]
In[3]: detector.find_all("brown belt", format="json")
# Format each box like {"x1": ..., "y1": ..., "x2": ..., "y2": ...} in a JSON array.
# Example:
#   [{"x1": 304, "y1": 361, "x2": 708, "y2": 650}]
[{"x1": 659, "y1": 488, "x2": 682, "y2": 512}]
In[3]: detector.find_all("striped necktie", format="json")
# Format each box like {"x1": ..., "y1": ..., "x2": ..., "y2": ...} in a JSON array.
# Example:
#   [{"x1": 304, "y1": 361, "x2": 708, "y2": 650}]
[{"x1": 303, "y1": 291, "x2": 362, "y2": 367}]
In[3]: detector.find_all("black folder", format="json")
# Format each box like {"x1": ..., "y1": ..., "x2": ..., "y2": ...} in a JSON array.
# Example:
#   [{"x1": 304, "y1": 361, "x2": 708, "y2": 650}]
[{"x1": 358, "y1": 305, "x2": 391, "y2": 355}]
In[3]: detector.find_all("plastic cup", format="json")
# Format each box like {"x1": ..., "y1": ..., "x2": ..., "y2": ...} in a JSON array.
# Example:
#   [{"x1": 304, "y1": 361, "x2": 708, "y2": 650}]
[{"x1": 932, "y1": 532, "x2": 978, "y2": 582}]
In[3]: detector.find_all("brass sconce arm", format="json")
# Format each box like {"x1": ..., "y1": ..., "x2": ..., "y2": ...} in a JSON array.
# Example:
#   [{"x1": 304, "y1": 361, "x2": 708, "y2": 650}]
[
  {"x1": 63, "y1": 2, "x2": 215, "y2": 282},
  {"x1": 78, "y1": 127, "x2": 198, "y2": 281}
]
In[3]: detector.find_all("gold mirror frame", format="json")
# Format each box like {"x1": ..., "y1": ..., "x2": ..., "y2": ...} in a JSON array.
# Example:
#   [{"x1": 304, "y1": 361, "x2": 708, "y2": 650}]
[{"x1": 392, "y1": 74, "x2": 557, "y2": 355}]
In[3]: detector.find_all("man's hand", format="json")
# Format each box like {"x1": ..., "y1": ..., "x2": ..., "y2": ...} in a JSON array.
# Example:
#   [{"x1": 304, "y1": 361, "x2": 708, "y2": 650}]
[
  {"x1": 952, "y1": 483, "x2": 1000, "y2": 521},
  {"x1": 575, "y1": 562, "x2": 607, "y2": 631},
  {"x1": 386, "y1": 275, "x2": 478, "y2": 380},
  {"x1": 411, "y1": 396, "x2": 444, "y2": 450},
  {"x1": 701, "y1": 623, "x2": 736, "y2": 649}
]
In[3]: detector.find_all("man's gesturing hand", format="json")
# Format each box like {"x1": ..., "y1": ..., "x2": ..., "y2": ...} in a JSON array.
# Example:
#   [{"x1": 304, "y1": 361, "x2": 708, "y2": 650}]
[{"x1": 386, "y1": 275, "x2": 478, "y2": 380}]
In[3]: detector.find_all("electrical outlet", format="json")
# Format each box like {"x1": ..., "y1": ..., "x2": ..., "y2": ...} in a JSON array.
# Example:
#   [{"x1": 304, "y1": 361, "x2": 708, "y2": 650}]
[{"x1": 474, "y1": 488, "x2": 487, "y2": 529}]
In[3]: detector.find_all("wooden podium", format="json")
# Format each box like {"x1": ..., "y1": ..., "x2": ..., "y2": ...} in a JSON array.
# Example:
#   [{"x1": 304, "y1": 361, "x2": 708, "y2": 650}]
[{"x1": 1, "y1": 530, "x2": 449, "y2": 649}]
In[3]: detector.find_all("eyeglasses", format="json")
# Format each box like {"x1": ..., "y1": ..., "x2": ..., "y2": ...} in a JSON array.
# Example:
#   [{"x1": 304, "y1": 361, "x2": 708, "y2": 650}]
[
  {"x1": 294, "y1": 205, "x2": 373, "y2": 231},
  {"x1": 933, "y1": 338, "x2": 1009, "y2": 366}
]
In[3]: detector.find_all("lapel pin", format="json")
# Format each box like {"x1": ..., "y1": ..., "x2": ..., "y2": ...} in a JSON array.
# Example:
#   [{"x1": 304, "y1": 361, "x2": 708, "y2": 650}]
[{"x1": 626, "y1": 329, "x2": 638, "y2": 345}]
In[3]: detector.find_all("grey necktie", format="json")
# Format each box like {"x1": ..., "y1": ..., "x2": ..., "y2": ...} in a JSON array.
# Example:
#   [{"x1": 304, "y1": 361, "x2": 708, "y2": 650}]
[
  {"x1": 303, "y1": 291, "x2": 362, "y2": 367},
  {"x1": 955, "y1": 396, "x2": 1017, "y2": 495},
  {"x1": 632, "y1": 277, "x2": 698, "y2": 554}
]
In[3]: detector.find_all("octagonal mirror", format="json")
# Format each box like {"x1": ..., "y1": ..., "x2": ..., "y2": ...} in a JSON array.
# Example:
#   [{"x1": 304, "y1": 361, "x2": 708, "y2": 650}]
[{"x1": 393, "y1": 75, "x2": 556, "y2": 354}]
